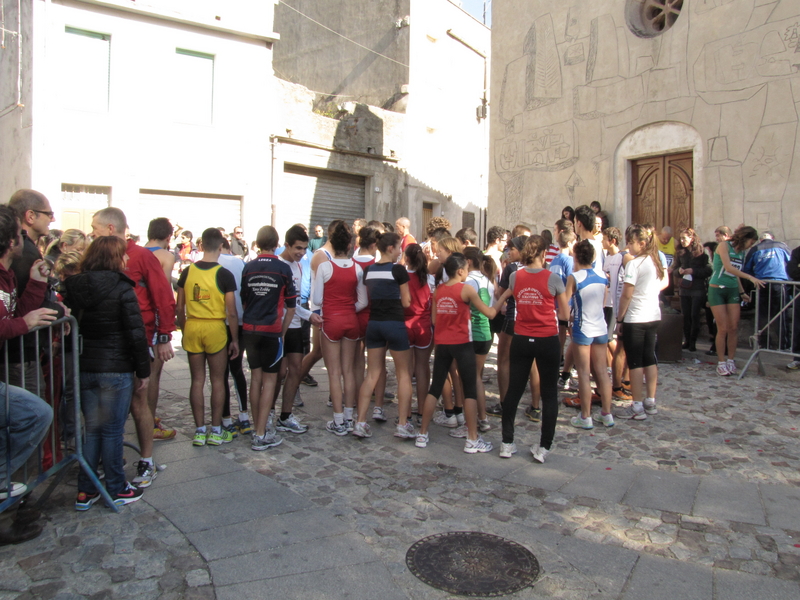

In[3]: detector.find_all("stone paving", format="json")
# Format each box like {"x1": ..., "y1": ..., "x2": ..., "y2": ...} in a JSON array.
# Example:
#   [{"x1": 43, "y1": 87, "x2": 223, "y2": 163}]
[{"x1": 1, "y1": 339, "x2": 799, "y2": 599}]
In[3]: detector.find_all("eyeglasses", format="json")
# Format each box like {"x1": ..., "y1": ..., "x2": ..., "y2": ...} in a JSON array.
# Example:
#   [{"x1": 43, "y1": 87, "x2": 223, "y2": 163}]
[
  {"x1": 234, "y1": 230, "x2": 243, "y2": 235},
  {"x1": 33, "y1": 209, "x2": 54, "y2": 218}
]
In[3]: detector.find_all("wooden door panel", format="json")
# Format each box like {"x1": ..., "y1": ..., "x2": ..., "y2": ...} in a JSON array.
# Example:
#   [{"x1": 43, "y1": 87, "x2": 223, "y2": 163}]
[
  {"x1": 632, "y1": 152, "x2": 693, "y2": 233},
  {"x1": 666, "y1": 153, "x2": 693, "y2": 233}
]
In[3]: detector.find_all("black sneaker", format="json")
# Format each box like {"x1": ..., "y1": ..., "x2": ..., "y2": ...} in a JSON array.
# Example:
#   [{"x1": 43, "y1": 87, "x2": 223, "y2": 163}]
[
  {"x1": 486, "y1": 403, "x2": 503, "y2": 416},
  {"x1": 110, "y1": 482, "x2": 144, "y2": 507},
  {"x1": 301, "y1": 374, "x2": 318, "y2": 387}
]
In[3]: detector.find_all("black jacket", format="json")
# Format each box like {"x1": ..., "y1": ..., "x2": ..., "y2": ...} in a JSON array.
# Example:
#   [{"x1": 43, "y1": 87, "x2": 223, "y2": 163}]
[
  {"x1": 788, "y1": 246, "x2": 800, "y2": 282},
  {"x1": 63, "y1": 271, "x2": 151, "y2": 379},
  {"x1": 675, "y1": 248, "x2": 712, "y2": 295}
]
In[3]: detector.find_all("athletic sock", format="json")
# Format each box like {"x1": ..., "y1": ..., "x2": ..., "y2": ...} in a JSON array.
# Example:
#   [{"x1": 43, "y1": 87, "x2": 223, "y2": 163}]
[
  {"x1": 239, "y1": 412, "x2": 249, "y2": 422},
  {"x1": 444, "y1": 409, "x2": 455, "y2": 418},
  {"x1": 211, "y1": 426, "x2": 222, "y2": 434},
  {"x1": 343, "y1": 407, "x2": 354, "y2": 421},
  {"x1": 561, "y1": 370, "x2": 570, "y2": 379},
  {"x1": 632, "y1": 401, "x2": 643, "y2": 412},
  {"x1": 280, "y1": 412, "x2": 291, "y2": 422},
  {"x1": 141, "y1": 457, "x2": 154, "y2": 466},
  {"x1": 222, "y1": 417, "x2": 232, "y2": 427},
  {"x1": 333, "y1": 412, "x2": 344, "y2": 426},
  {"x1": 453, "y1": 406, "x2": 463, "y2": 415},
  {"x1": 196, "y1": 426, "x2": 207, "y2": 433}
]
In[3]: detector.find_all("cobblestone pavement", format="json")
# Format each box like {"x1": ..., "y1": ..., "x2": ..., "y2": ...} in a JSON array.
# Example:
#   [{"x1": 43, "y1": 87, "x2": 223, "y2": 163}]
[{"x1": 1, "y1": 341, "x2": 799, "y2": 599}]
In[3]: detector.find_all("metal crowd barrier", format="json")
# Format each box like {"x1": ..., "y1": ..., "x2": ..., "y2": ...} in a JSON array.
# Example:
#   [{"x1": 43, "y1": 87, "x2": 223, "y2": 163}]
[
  {"x1": 1, "y1": 316, "x2": 120, "y2": 514},
  {"x1": 739, "y1": 279, "x2": 800, "y2": 379}
]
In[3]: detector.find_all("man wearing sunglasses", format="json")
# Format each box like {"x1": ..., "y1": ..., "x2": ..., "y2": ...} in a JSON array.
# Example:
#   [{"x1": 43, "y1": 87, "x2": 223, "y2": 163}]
[{"x1": 230, "y1": 226, "x2": 248, "y2": 260}]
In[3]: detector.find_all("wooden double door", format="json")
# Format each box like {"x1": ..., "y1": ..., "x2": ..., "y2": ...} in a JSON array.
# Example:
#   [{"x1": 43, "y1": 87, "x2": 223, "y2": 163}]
[{"x1": 631, "y1": 152, "x2": 693, "y2": 233}]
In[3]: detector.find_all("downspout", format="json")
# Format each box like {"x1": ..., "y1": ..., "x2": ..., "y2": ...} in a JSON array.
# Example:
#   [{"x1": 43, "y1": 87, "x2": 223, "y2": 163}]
[{"x1": 269, "y1": 135, "x2": 278, "y2": 227}]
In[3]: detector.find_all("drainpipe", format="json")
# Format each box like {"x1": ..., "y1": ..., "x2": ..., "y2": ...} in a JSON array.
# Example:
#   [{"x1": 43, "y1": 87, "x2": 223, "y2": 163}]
[{"x1": 269, "y1": 135, "x2": 278, "y2": 227}]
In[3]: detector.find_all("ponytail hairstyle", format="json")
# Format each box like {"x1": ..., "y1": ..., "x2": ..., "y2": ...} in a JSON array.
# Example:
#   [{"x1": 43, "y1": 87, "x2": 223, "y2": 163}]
[
  {"x1": 329, "y1": 220, "x2": 353, "y2": 255},
  {"x1": 376, "y1": 231, "x2": 401, "y2": 254},
  {"x1": 626, "y1": 224, "x2": 665, "y2": 280},
  {"x1": 358, "y1": 226, "x2": 379, "y2": 250},
  {"x1": 520, "y1": 235, "x2": 548, "y2": 266},
  {"x1": 730, "y1": 226, "x2": 758, "y2": 253},
  {"x1": 404, "y1": 243, "x2": 428, "y2": 286},
  {"x1": 443, "y1": 253, "x2": 468, "y2": 279},
  {"x1": 464, "y1": 247, "x2": 496, "y2": 282}
]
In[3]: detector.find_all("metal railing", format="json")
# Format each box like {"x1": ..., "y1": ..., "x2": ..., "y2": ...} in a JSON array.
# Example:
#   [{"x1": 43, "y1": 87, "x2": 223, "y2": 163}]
[
  {"x1": 1, "y1": 316, "x2": 120, "y2": 513},
  {"x1": 739, "y1": 279, "x2": 799, "y2": 379}
]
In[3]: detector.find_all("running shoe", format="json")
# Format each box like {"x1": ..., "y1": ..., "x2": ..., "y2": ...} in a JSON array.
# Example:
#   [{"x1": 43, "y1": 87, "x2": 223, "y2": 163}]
[
  {"x1": 153, "y1": 417, "x2": 176, "y2": 441},
  {"x1": 558, "y1": 375, "x2": 571, "y2": 390},
  {"x1": 570, "y1": 415, "x2": 594, "y2": 430},
  {"x1": 222, "y1": 422, "x2": 239, "y2": 439},
  {"x1": 531, "y1": 446, "x2": 550, "y2": 464},
  {"x1": 478, "y1": 419, "x2": 491, "y2": 432},
  {"x1": 787, "y1": 360, "x2": 800, "y2": 370},
  {"x1": 326, "y1": 420, "x2": 348, "y2": 436},
  {"x1": 464, "y1": 436, "x2": 493, "y2": 454},
  {"x1": 643, "y1": 398, "x2": 658, "y2": 415},
  {"x1": 612, "y1": 387, "x2": 632, "y2": 401},
  {"x1": 499, "y1": 442, "x2": 517, "y2": 458},
  {"x1": 111, "y1": 482, "x2": 144, "y2": 507},
  {"x1": 614, "y1": 404, "x2": 647, "y2": 420},
  {"x1": 433, "y1": 411, "x2": 457, "y2": 428},
  {"x1": 301, "y1": 374, "x2": 318, "y2": 387},
  {"x1": 726, "y1": 359, "x2": 737, "y2": 375},
  {"x1": 207, "y1": 429, "x2": 234, "y2": 446},
  {"x1": 192, "y1": 430, "x2": 208, "y2": 447},
  {"x1": 415, "y1": 432, "x2": 429, "y2": 448},
  {"x1": 0, "y1": 482, "x2": 27, "y2": 500},
  {"x1": 449, "y1": 425, "x2": 468, "y2": 438},
  {"x1": 132, "y1": 460, "x2": 157, "y2": 488},
  {"x1": 74, "y1": 491, "x2": 100, "y2": 511},
  {"x1": 276, "y1": 414, "x2": 309, "y2": 434},
  {"x1": 525, "y1": 406, "x2": 541, "y2": 422},
  {"x1": 716, "y1": 362, "x2": 730, "y2": 376},
  {"x1": 486, "y1": 403, "x2": 503, "y2": 416},
  {"x1": 235, "y1": 419, "x2": 253, "y2": 436},
  {"x1": 352, "y1": 422, "x2": 372, "y2": 438},
  {"x1": 599, "y1": 412, "x2": 615, "y2": 427},
  {"x1": 251, "y1": 431, "x2": 283, "y2": 450},
  {"x1": 326, "y1": 396, "x2": 333, "y2": 407},
  {"x1": 372, "y1": 406, "x2": 387, "y2": 422},
  {"x1": 394, "y1": 422, "x2": 416, "y2": 439},
  {"x1": 456, "y1": 413, "x2": 465, "y2": 427},
  {"x1": 345, "y1": 418, "x2": 355, "y2": 432}
]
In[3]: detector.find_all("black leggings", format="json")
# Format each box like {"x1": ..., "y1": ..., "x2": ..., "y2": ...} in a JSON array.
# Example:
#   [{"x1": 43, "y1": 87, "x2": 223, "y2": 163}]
[
  {"x1": 429, "y1": 342, "x2": 477, "y2": 400},
  {"x1": 223, "y1": 326, "x2": 247, "y2": 418},
  {"x1": 502, "y1": 334, "x2": 560, "y2": 448}
]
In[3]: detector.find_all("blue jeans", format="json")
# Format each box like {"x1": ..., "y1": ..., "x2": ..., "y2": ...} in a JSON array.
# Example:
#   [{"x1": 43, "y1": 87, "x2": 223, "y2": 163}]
[
  {"x1": 0, "y1": 382, "x2": 53, "y2": 488},
  {"x1": 78, "y1": 372, "x2": 134, "y2": 496}
]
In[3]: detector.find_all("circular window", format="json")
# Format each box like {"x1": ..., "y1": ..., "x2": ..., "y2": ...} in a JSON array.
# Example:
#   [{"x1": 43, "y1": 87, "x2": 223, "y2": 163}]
[{"x1": 626, "y1": 0, "x2": 683, "y2": 38}]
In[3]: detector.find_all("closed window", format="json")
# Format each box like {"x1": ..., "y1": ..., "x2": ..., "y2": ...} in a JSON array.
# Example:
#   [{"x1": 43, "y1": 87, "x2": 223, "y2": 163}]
[
  {"x1": 63, "y1": 28, "x2": 110, "y2": 112},
  {"x1": 174, "y1": 49, "x2": 214, "y2": 125}
]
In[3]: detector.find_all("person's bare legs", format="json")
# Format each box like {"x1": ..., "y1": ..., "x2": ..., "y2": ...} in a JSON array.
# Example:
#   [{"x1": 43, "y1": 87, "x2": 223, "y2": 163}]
[
  {"x1": 573, "y1": 344, "x2": 593, "y2": 419},
  {"x1": 299, "y1": 324, "x2": 323, "y2": 380},
  {"x1": 188, "y1": 353, "x2": 208, "y2": 428},
  {"x1": 252, "y1": 369, "x2": 279, "y2": 438},
  {"x1": 413, "y1": 345, "x2": 432, "y2": 406},
  {"x1": 354, "y1": 339, "x2": 366, "y2": 397},
  {"x1": 321, "y1": 337, "x2": 344, "y2": 413},
  {"x1": 146, "y1": 356, "x2": 165, "y2": 417},
  {"x1": 281, "y1": 353, "x2": 303, "y2": 415},
  {"x1": 207, "y1": 349, "x2": 228, "y2": 428},
  {"x1": 463, "y1": 396, "x2": 479, "y2": 440},
  {"x1": 528, "y1": 362, "x2": 540, "y2": 410},
  {"x1": 389, "y1": 348, "x2": 413, "y2": 427},
  {"x1": 643, "y1": 364, "x2": 658, "y2": 400},
  {"x1": 249, "y1": 369, "x2": 264, "y2": 431},
  {"x1": 357, "y1": 347, "x2": 387, "y2": 421},
  {"x1": 592, "y1": 343, "x2": 613, "y2": 414},
  {"x1": 340, "y1": 338, "x2": 358, "y2": 410},
  {"x1": 724, "y1": 303, "x2": 741, "y2": 361}
]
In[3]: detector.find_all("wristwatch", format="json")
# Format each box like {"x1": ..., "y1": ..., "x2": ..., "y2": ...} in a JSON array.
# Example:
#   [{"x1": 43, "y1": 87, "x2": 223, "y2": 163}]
[{"x1": 157, "y1": 334, "x2": 171, "y2": 344}]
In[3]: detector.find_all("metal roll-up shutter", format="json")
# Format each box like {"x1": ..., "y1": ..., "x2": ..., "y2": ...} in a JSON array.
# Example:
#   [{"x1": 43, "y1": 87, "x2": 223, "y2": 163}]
[
  {"x1": 137, "y1": 190, "x2": 242, "y2": 240},
  {"x1": 281, "y1": 165, "x2": 366, "y2": 232}
]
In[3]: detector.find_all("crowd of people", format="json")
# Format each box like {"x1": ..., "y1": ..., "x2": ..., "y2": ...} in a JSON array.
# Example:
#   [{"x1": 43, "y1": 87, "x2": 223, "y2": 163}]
[{"x1": 2, "y1": 189, "x2": 799, "y2": 536}]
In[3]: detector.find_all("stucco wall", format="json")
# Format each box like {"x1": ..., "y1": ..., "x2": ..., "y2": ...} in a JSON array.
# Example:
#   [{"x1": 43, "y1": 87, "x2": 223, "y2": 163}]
[
  {"x1": 6, "y1": 0, "x2": 277, "y2": 238},
  {"x1": 489, "y1": 0, "x2": 800, "y2": 246}
]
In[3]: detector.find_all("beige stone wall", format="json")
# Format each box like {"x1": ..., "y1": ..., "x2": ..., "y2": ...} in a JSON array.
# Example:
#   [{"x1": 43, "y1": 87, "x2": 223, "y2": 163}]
[{"x1": 489, "y1": 0, "x2": 800, "y2": 246}]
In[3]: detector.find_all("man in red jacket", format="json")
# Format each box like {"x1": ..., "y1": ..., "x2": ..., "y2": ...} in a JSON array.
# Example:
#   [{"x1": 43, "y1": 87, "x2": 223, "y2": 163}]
[
  {"x1": 91, "y1": 207, "x2": 176, "y2": 489},
  {"x1": 0, "y1": 204, "x2": 57, "y2": 544}
]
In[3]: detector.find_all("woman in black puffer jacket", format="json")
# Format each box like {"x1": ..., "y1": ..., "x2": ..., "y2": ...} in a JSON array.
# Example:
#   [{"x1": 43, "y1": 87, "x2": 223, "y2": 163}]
[
  {"x1": 63, "y1": 236, "x2": 151, "y2": 509},
  {"x1": 675, "y1": 228, "x2": 712, "y2": 352}
]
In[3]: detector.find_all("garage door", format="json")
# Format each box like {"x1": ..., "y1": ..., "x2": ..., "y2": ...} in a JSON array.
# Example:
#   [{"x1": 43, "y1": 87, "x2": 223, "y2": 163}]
[
  {"x1": 280, "y1": 165, "x2": 366, "y2": 235},
  {"x1": 136, "y1": 189, "x2": 242, "y2": 242}
]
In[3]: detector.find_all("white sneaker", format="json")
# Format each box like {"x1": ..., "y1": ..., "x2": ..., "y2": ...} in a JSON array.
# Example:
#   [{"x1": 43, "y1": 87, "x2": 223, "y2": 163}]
[
  {"x1": 614, "y1": 404, "x2": 647, "y2": 420},
  {"x1": 599, "y1": 412, "x2": 615, "y2": 427},
  {"x1": 643, "y1": 398, "x2": 657, "y2": 415},
  {"x1": 531, "y1": 446, "x2": 550, "y2": 464},
  {"x1": 433, "y1": 411, "x2": 458, "y2": 428},
  {"x1": 464, "y1": 436, "x2": 493, "y2": 454},
  {"x1": 449, "y1": 424, "x2": 468, "y2": 438},
  {"x1": 726, "y1": 359, "x2": 737, "y2": 375},
  {"x1": 787, "y1": 360, "x2": 800, "y2": 370},
  {"x1": 352, "y1": 422, "x2": 372, "y2": 438},
  {"x1": 394, "y1": 422, "x2": 416, "y2": 439},
  {"x1": 499, "y1": 442, "x2": 517, "y2": 458},
  {"x1": 415, "y1": 433, "x2": 429, "y2": 448},
  {"x1": 478, "y1": 419, "x2": 491, "y2": 432},
  {"x1": 456, "y1": 413, "x2": 465, "y2": 426},
  {"x1": 372, "y1": 406, "x2": 387, "y2": 422},
  {"x1": 570, "y1": 415, "x2": 594, "y2": 430},
  {"x1": 716, "y1": 361, "x2": 730, "y2": 376}
]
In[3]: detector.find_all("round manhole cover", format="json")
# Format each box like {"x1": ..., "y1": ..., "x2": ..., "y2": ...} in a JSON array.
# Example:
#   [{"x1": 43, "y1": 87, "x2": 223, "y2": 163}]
[{"x1": 406, "y1": 532, "x2": 540, "y2": 597}]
